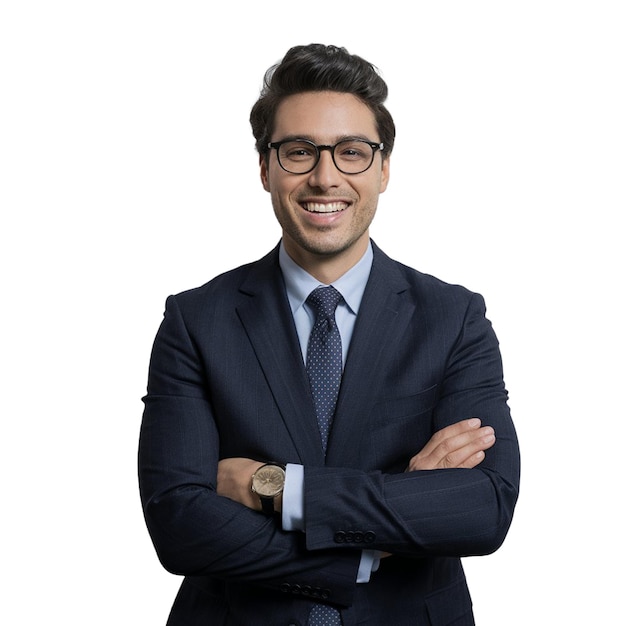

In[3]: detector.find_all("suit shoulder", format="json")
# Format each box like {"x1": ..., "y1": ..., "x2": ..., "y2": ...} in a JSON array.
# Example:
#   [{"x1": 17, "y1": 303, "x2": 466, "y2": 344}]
[
  {"x1": 372, "y1": 243, "x2": 476, "y2": 298},
  {"x1": 167, "y1": 247, "x2": 278, "y2": 311},
  {"x1": 173, "y1": 262, "x2": 253, "y2": 302},
  {"x1": 389, "y1": 257, "x2": 480, "y2": 305}
]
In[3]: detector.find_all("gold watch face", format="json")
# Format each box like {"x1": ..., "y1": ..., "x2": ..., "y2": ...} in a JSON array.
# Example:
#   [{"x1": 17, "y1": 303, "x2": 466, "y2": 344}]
[{"x1": 252, "y1": 465, "x2": 285, "y2": 498}]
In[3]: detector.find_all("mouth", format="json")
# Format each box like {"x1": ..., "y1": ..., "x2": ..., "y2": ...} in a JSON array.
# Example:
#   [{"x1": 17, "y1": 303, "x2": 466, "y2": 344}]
[{"x1": 301, "y1": 201, "x2": 349, "y2": 214}]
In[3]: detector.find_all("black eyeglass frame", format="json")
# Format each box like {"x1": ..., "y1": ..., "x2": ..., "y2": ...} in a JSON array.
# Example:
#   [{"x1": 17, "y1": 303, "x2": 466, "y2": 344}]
[{"x1": 266, "y1": 138, "x2": 385, "y2": 175}]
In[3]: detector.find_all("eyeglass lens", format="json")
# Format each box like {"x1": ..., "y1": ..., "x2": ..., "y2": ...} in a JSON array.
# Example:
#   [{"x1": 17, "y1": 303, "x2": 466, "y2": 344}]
[{"x1": 277, "y1": 140, "x2": 376, "y2": 174}]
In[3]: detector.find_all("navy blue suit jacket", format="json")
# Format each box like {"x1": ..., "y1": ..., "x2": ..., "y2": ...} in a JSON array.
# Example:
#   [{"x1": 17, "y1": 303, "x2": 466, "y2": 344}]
[{"x1": 139, "y1": 242, "x2": 520, "y2": 626}]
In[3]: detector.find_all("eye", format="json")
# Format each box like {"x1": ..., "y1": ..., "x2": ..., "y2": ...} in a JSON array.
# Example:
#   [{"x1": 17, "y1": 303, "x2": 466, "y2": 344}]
[
  {"x1": 281, "y1": 142, "x2": 317, "y2": 161},
  {"x1": 336, "y1": 141, "x2": 369, "y2": 160}
]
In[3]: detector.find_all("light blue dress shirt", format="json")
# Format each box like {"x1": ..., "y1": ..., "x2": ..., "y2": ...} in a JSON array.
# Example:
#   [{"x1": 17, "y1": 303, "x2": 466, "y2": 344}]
[
  {"x1": 278, "y1": 241, "x2": 379, "y2": 583},
  {"x1": 279, "y1": 241, "x2": 373, "y2": 366}
]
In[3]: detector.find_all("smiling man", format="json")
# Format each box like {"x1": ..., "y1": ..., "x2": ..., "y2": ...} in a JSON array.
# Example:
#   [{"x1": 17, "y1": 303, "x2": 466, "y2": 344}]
[
  {"x1": 262, "y1": 90, "x2": 389, "y2": 284},
  {"x1": 139, "y1": 44, "x2": 520, "y2": 626}
]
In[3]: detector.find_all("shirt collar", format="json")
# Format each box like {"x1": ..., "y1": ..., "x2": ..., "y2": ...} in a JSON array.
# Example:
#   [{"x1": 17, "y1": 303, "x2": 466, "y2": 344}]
[{"x1": 279, "y1": 241, "x2": 373, "y2": 316}]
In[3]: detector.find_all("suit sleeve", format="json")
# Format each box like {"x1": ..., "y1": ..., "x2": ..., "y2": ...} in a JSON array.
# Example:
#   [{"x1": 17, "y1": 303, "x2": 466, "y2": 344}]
[
  {"x1": 138, "y1": 295, "x2": 360, "y2": 606},
  {"x1": 302, "y1": 293, "x2": 520, "y2": 557}
]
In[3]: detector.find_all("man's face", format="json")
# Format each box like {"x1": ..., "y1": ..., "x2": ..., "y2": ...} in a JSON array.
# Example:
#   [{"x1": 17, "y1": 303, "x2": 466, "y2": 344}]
[{"x1": 260, "y1": 91, "x2": 390, "y2": 273}]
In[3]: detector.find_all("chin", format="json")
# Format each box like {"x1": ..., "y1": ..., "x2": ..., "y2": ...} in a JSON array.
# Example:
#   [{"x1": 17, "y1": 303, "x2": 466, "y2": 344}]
[{"x1": 305, "y1": 239, "x2": 359, "y2": 258}]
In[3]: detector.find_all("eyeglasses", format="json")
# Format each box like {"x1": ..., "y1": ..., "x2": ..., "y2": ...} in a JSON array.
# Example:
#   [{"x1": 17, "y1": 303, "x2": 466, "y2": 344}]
[{"x1": 267, "y1": 138, "x2": 384, "y2": 175}]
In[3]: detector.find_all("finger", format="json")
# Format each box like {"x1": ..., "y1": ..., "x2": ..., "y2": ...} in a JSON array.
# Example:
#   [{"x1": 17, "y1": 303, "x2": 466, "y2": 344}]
[
  {"x1": 440, "y1": 427, "x2": 495, "y2": 468},
  {"x1": 406, "y1": 419, "x2": 483, "y2": 470},
  {"x1": 456, "y1": 450, "x2": 485, "y2": 469},
  {"x1": 452, "y1": 431, "x2": 496, "y2": 469},
  {"x1": 416, "y1": 418, "x2": 482, "y2": 459},
  {"x1": 408, "y1": 426, "x2": 495, "y2": 471}
]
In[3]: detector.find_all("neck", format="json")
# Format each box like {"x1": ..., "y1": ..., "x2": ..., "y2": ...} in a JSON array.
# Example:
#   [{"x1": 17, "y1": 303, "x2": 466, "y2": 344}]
[{"x1": 283, "y1": 236, "x2": 370, "y2": 284}]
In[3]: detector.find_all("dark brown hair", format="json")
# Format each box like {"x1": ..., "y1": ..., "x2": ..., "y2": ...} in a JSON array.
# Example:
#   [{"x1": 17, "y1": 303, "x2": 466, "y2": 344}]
[{"x1": 250, "y1": 44, "x2": 395, "y2": 158}]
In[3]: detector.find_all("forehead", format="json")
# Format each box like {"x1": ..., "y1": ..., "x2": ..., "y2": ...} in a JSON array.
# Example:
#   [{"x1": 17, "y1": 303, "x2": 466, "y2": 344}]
[{"x1": 272, "y1": 91, "x2": 378, "y2": 141}]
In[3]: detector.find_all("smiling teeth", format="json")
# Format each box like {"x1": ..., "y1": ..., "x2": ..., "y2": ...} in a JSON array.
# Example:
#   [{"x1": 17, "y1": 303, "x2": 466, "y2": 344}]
[{"x1": 303, "y1": 202, "x2": 347, "y2": 213}]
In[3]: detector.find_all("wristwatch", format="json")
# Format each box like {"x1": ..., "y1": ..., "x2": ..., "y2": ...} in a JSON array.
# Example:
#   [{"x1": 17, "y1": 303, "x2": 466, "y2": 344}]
[{"x1": 251, "y1": 463, "x2": 286, "y2": 515}]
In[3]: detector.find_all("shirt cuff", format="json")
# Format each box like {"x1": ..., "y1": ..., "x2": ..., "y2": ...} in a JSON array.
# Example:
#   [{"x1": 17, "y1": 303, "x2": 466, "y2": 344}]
[
  {"x1": 282, "y1": 463, "x2": 304, "y2": 531},
  {"x1": 282, "y1": 464, "x2": 380, "y2": 584},
  {"x1": 357, "y1": 550, "x2": 381, "y2": 583}
]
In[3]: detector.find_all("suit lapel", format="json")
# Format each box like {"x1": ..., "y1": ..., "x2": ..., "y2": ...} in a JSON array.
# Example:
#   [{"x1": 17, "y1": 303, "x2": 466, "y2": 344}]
[
  {"x1": 326, "y1": 245, "x2": 415, "y2": 467},
  {"x1": 235, "y1": 247, "x2": 325, "y2": 466}
]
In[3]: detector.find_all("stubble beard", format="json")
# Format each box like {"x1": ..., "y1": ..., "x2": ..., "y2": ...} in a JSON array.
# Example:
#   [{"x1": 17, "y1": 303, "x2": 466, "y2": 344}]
[{"x1": 277, "y1": 205, "x2": 376, "y2": 262}]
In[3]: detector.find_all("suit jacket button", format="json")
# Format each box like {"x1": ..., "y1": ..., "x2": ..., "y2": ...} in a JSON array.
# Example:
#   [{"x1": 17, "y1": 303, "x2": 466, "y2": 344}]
[
  {"x1": 364, "y1": 531, "x2": 376, "y2": 543},
  {"x1": 354, "y1": 531, "x2": 364, "y2": 543},
  {"x1": 334, "y1": 531, "x2": 346, "y2": 543},
  {"x1": 281, "y1": 583, "x2": 291, "y2": 593},
  {"x1": 321, "y1": 589, "x2": 331, "y2": 600}
]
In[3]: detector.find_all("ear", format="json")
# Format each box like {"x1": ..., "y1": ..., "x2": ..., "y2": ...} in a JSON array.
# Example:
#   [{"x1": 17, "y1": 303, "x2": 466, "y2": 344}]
[
  {"x1": 379, "y1": 156, "x2": 391, "y2": 193},
  {"x1": 260, "y1": 154, "x2": 271, "y2": 192}
]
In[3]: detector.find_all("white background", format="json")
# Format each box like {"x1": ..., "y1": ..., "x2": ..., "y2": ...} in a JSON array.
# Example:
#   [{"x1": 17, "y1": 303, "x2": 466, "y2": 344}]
[{"x1": 1, "y1": 1, "x2": 624, "y2": 624}]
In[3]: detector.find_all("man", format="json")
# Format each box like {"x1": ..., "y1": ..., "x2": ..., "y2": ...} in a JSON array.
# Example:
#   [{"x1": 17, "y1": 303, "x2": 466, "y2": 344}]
[{"x1": 139, "y1": 44, "x2": 520, "y2": 626}]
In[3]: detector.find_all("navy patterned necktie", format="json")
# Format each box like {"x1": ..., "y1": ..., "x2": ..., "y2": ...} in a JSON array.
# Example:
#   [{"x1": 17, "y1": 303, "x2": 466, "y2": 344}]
[
  {"x1": 306, "y1": 285, "x2": 343, "y2": 455},
  {"x1": 305, "y1": 286, "x2": 343, "y2": 626}
]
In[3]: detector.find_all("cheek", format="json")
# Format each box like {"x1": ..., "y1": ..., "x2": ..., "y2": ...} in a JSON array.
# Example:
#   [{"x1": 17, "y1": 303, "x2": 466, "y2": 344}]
[
  {"x1": 269, "y1": 183, "x2": 293, "y2": 217},
  {"x1": 270, "y1": 175, "x2": 300, "y2": 206},
  {"x1": 361, "y1": 181, "x2": 385, "y2": 210}
]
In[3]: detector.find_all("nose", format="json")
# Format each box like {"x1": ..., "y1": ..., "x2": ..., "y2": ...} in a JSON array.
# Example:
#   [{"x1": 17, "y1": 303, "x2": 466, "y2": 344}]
[{"x1": 307, "y1": 147, "x2": 342, "y2": 190}]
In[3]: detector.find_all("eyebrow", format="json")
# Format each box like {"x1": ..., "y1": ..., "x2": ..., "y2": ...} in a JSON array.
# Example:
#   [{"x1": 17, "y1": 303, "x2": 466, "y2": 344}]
[{"x1": 272, "y1": 134, "x2": 377, "y2": 144}]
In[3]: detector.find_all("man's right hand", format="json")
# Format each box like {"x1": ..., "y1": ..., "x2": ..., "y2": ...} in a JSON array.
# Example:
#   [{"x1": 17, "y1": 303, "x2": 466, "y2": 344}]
[{"x1": 406, "y1": 418, "x2": 495, "y2": 472}]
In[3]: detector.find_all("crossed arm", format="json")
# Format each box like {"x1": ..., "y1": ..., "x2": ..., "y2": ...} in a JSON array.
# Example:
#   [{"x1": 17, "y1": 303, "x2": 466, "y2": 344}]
[
  {"x1": 140, "y1": 290, "x2": 519, "y2": 602},
  {"x1": 217, "y1": 417, "x2": 496, "y2": 514}
]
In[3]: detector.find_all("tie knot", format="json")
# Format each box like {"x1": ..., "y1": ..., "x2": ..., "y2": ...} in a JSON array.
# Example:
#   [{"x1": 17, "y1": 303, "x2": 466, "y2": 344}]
[{"x1": 306, "y1": 285, "x2": 343, "y2": 320}]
